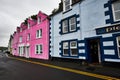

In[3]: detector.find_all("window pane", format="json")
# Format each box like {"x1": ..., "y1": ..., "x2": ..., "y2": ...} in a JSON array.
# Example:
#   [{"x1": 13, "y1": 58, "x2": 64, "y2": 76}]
[
  {"x1": 118, "y1": 36, "x2": 120, "y2": 46},
  {"x1": 37, "y1": 30, "x2": 39, "y2": 38},
  {"x1": 71, "y1": 49, "x2": 78, "y2": 56},
  {"x1": 65, "y1": 0, "x2": 70, "y2": 11},
  {"x1": 69, "y1": 17, "x2": 76, "y2": 31},
  {"x1": 36, "y1": 45, "x2": 38, "y2": 53},
  {"x1": 115, "y1": 11, "x2": 120, "y2": 20},
  {"x1": 40, "y1": 45, "x2": 42, "y2": 53},
  {"x1": 70, "y1": 41, "x2": 77, "y2": 48},
  {"x1": 63, "y1": 42, "x2": 68, "y2": 49},
  {"x1": 119, "y1": 47, "x2": 120, "y2": 56},
  {"x1": 70, "y1": 41, "x2": 78, "y2": 56},
  {"x1": 40, "y1": 29, "x2": 42, "y2": 37},
  {"x1": 63, "y1": 49, "x2": 69, "y2": 55},
  {"x1": 63, "y1": 42, "x2": 69, "y2": 55},
  {"x1": 113, "y1": 1, "x2": 120, "y2": 11},
  {"x1": 62, "y1": 20, "x2": 68, "y2": 33}
]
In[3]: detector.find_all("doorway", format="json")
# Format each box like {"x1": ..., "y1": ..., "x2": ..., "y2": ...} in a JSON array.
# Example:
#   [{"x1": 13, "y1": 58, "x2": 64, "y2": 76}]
[
  {"x1": 87, "y1": 38, "x2": 101, "y2": 63},
  {"x1": 26, "y1": 46, "x2": 30, "y2": 58}
]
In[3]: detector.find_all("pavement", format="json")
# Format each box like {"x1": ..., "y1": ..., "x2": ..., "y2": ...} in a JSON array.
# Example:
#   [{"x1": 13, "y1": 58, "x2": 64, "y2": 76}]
[{"x1": 8, "y1": 54, "x2": 120, "y2": 79}]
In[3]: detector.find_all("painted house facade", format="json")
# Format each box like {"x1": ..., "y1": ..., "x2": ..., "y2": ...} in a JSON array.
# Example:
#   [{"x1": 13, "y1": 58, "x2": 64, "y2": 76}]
[
  {"x1": 50, "y1": 0, "x2": 120, "y2": 63},
  {"x1": 12, "y1": 11, "x2": 49, "y2": 60}
]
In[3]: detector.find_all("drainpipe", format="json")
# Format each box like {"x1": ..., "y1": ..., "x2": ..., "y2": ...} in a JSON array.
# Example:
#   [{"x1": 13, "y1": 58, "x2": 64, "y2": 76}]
[{"x1": 79, "y1": 1, "x2": 83, "y2": 40}]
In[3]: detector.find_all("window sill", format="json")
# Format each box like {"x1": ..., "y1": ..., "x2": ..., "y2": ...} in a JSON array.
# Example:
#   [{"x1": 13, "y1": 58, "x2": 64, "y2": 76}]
[
  {"x1": 62, "y1": 30, "x2": 77, "y2": 35},
  {"x1": 63, "y1": 9, "x2": 72, "y2": 14},
  {"x1": 36, "y1": 37, "x2": 42, "y2": 39}
]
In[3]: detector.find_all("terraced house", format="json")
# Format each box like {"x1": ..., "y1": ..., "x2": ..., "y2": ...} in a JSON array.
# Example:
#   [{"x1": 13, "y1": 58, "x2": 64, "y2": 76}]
[
  {"x1": 12, "y1": 11, "x2": 49, "y2": 60},
  {"x1": 50, "y1": 0, "x2": 120, "y2": 63}
]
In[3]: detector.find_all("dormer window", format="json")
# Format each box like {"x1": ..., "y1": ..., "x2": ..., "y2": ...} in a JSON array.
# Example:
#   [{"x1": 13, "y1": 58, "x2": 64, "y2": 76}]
[
  {"x1": 28, "y1": 23, "x2": 30, "y2": 29},
  {"x1": 112, "y1": 0, "x2": 120, "y2": 21},
  {"x1": 37, "y1": 17, "x2": 41, "y2": 24},
  {"x1": 63, "y1": 0, "x2": 72, "y2": 12},
  {"x1": 19, "y1": 36, "x2": 22, "y2": 42},
  {"x1": 20, "y1": 28, "x2": 22, "y2": 32}
]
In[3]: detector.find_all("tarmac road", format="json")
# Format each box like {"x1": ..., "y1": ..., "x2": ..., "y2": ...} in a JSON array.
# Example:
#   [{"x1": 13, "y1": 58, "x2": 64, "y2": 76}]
[
  {"x1": 0, "y1": 52, "x2": 119, "y2": 80},
  {"x1": 0, "y1": 52, "x2": 102, "y2": 80}
]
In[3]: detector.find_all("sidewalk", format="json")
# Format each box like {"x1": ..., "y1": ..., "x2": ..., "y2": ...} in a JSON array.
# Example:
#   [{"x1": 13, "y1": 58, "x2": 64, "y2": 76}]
[{"x1": 8, "y1": 54, "x2": 120, "y2": 79}]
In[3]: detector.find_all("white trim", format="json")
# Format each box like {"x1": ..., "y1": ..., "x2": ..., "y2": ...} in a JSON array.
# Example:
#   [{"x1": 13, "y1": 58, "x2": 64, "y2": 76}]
[
  {"x1": 104, "y1": 50, "x2": 115, "y2": 55},
  {"x1": 103, "y1": 41, "x2": 114, "y2": 46},
  {"x1": 79, "y1": 49, "x2": 85, "y2": 53},
  {"x1": 79, "y1": 43, "x2": 85, "y2": 47},
  {"x1": 79, "y1": 56, "x2": 86, "y2": 59},
  {"x1": 105, "y1": 59, "x2": 120, "y2": 62}
]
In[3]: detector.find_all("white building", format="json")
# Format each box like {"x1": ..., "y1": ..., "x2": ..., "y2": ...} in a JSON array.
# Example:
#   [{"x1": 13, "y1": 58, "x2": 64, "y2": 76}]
[{"x1": 50, "y1": 0, "x2": 120, "y2": 63}]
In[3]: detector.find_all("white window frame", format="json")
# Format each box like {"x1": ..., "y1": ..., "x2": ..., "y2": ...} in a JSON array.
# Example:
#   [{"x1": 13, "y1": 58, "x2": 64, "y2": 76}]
[
  {"x1": 116, "y1": 36, "x2": 120, "y2": 58},
  {"x1": 27, "y1": 33, "x2": 30, "y2": 41},
  {"x1": 69, "y1": 17, "x2": 76, "y2": 31},
  {"x1": 35, "y1": 44, "x2": 43, "y2": 54},
  {"x1": 62, "y1": 20, "x2": 68, "y2": 33},
  {"x1": 19, "y1": 36, "x2": 22, "y2": 42},
  {"x1": 63, "y1": 42, "x2": 69, "y2": 56},
  {"x1": 63, "y1": 0, "x2": 72, "y2": 12},
  {"x1": 112, "y1": 0, "x2": 120, "y2": 21},
  {"x1": 70, "y1": 41, "x2": 78, "y2": 56},
  {"x1": 36, "y1": 29, "x2": 42, "y2": 38}
]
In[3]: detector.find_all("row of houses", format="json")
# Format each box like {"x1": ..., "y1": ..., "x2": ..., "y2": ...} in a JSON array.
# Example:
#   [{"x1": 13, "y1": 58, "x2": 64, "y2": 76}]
[
  {"x1": 9, "y1": 11, "x2": 49, "y2": 60},
  {"x1": 8, "y1": 0, "x2": 120, "y2": 63}
]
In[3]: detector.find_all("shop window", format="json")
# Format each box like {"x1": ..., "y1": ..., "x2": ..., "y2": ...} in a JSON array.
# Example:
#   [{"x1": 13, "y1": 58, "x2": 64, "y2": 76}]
[{"x1": 112, "y1": 0, "x2": 120, "y2": 21}]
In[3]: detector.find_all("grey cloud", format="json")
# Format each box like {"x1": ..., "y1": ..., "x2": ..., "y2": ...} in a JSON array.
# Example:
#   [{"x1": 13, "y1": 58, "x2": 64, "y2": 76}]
[{"x1": 0, "y1": 0, "x2": 60, "y2": 47}]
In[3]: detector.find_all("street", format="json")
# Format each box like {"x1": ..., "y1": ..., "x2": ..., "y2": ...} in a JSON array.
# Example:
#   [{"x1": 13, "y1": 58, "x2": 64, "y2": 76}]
[{"x1": 0, "y1": 52, "x2": 119, "y2": 80}]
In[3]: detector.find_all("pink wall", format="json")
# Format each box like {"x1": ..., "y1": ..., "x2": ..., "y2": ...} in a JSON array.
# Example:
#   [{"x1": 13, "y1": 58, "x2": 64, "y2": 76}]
[{"x1": 12, "y1": 11, "x2": 49, "y2": 60}]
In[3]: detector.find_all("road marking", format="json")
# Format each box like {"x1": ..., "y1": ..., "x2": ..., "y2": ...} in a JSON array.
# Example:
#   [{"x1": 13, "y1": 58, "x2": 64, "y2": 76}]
[{"x1": 9, "y1": 56, "x2": 120, "y2": 80}]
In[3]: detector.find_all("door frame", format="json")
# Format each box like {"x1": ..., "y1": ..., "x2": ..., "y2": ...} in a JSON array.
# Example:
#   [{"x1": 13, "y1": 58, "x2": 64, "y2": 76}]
[
  {"x1": 26, "y1": 46, "x2": 30, "y2": 58},
  {"x1": 85, "y1": 37, "x2": 102, "y2": 63}
]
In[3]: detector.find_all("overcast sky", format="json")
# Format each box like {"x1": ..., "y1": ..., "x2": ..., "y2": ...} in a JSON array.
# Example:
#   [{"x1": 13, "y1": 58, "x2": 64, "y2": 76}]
[{"x1": 0, "y1": 0, "x2": 60, "y2": 47}]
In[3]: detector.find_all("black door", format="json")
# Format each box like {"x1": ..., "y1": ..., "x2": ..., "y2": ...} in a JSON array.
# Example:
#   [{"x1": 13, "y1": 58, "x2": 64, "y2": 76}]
[{"x1": 88, "y1": 39, "x2": 100, "y2": 63}]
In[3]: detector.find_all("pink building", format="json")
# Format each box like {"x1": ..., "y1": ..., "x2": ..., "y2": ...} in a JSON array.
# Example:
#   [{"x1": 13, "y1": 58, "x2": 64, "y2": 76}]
[{"x1": 12, "y1": 11, "x2": 49, "y2": 60}]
